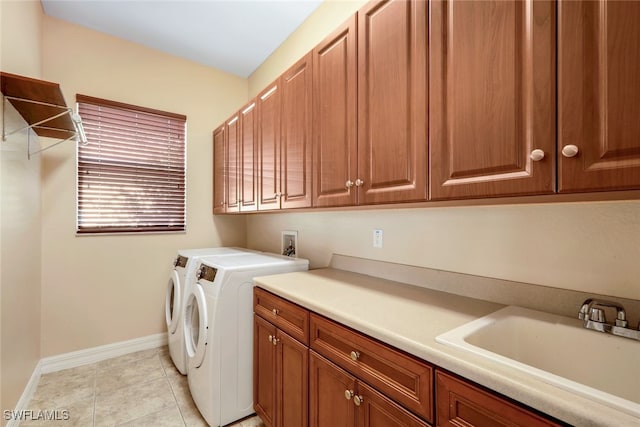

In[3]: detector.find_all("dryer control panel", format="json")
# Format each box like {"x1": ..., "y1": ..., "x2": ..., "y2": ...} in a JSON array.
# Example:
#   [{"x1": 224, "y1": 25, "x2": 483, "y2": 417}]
[
  {"x1": 197, "y1": 265, "x2": 218, "y2": 283},
  {"x1": 174, "y1": 255, "x2": 188, "y2": 268}
]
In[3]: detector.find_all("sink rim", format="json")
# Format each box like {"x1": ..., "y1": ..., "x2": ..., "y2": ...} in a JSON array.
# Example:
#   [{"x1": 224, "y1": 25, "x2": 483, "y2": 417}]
[{"x1": 435, "y1": 305, "x2": 640, "y2": 418}]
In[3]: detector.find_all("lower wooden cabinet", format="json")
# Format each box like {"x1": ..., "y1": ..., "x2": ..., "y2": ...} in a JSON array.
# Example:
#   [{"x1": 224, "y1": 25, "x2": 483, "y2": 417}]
[
  {"x1": 254, "y1": 288, "x2": 566, "y2": 427},
  {"x1": 254, "y1": 314, "x2": 308, "y2": 427},
  {"x1": 310, "y1": 352, "x2": 430, "y2": 427},
  {"x1": 436, "y1": 370, "x2": 563, "y2": 427}
]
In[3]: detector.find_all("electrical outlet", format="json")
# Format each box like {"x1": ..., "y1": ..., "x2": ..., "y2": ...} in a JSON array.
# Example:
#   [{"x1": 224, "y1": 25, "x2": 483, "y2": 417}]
[{"x1": 373, "y1": 229, "x2": 383, "y2": 248}]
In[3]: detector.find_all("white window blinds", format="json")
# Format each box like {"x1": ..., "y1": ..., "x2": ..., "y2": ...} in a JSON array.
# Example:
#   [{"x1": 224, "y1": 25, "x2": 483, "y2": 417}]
[{"x1": 76, "y1": 94, "x2": 186, "y2": 234}]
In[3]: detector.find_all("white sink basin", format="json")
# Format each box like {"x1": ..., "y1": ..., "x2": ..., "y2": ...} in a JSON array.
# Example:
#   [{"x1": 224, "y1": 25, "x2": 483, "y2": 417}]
[{"x1": 436, "y1": 305, "x2": 640, "y2": 417}]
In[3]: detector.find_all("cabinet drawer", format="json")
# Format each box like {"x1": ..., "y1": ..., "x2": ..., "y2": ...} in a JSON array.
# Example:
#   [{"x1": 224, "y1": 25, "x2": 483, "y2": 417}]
[
  {"x1": 310, "y1": 313, "x2": 433, "y2": 422},
  {"x1": 254, "y1": 287, "x2": 309, "y2": 345},
  {"x1": 436, "y1": 370, "x2": 562, "y2": 427}
]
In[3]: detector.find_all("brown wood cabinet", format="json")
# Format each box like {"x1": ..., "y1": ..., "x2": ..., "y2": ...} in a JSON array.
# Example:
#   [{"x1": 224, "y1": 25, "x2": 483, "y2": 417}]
[
  {"x1": 429, "y1": 0, "x2": 556, "y2": 200},
  {"x1": 225, "y1": 113, "x2": 241, "y2": 213},
  {"x1": 310, "y1": 352, "x2": 430, "y2": 427},
  {"x1": 215, "y1": 0, "x2": 640, "y2": 214},
  {"x1": 240, "y1": 100, "x2": 258, "y2": 211},
  {"x1": 357, "y1": 0, "x2": 428, "y2": 205},
  {"x1": 213, "y1": 125, "x2": 226, "y2": 213},
  {"x1": 310, "y1": 313, "x2": 433, "y2": 422},
  {"x1": 254, "y1": 288, "x2": 565, "y2": 427},
  {"x1": 254, "y1": 289, "x2": 309, "y2": 427},
  {"x1": 257, "y1": 82, "x2": 282, "y2": 210},
  {"x1": 558, "y1": 0, "x2": 640, "y2": 192},
  {"x1": 436, "y1": 370, "x2": 562, "y2": 427},
  {"x1": 312, "y1": 15, "x2": 358, "y2": 208},
  {"x1": 254, "y1": 315, "x2": 277, "y2": 426},
  {"x1": 280, "y1": 53, "x2": 314, "y2": 209},
  {"x1": 313, "y1": 0, "x2": 428, "y2": 208}
]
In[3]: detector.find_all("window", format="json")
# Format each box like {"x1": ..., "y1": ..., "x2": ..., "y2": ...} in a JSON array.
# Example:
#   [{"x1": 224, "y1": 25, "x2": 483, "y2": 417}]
[{"x1": 76, "y1": 95, "x2": 186, "y2": 234}]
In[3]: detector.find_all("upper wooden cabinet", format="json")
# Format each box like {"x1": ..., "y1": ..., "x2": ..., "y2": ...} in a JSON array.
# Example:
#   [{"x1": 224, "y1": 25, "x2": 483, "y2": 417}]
[
  {"x1": 280, "y1": 53, "x2": 314, "y2": 209},
  {"x1": 213, "y1": 125, "x2": 226, "y2": 214},
  {"x1": 258, "y1": 54, "x2": 314, "y2": 211},
  {"x1": 313, "y1": 0, "x2": 428, "y2": 208},
  {"x1": 558, "y1": 0, "x2": 640, "y2": 192},
  {"x1": 357, "y1": 0, "x2": 428, "y2": 205},
  {"x1": 226, "y1": 113, "x2": 241, "y2": 213},
  {"x1": 257, "y1": 82, "x2": 282, "y2": 210},
  {"x1": 240, "y1": 100, "x2": 258, "y2": 212},
  {"x1": 215, "y1": 0, "x2": 640, "y2": 214},
  {"x1": 313, "y1": 15, "x2": 358, "y2": 208},
  {"x1": 429, "y1": 0, "x2": 556, "y2": 200}
]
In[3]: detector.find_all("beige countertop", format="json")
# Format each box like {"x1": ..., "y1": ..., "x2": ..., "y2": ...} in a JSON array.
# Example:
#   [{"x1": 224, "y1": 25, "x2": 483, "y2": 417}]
[{"x1": 254, "y1": 268, "x2": 640, "y2": 427}]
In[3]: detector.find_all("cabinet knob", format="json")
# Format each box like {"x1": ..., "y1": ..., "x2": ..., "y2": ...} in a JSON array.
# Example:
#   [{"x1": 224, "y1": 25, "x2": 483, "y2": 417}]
[
  {"x1": 353, "y1": 395, "x2": 364, "y2": 406},
  {"x1": 345, "y1": 180, "x2": 354, "y2": 189},
  {"x1": 561, "y1": 145, "x2": 579, "y2": 158},
  {"x1": 350, "y1": 351, "x2": 360, "y2": 361},
  {"x1": 530, "y1": 149, "x2": 545, "y2": 161},
  {"x1": 344, "y1": 390, "x2": 354, "y2": 400},
  {"x1": 272, "y1": 337, "x2": 279, "y2": 346},
  {"x1": 355, "y1": 179, "x2": 364, "y2": 187},
  {"x1": 272, "y1": 308, "x2": 279, "y2": 315},
  {"x1": 268, "y1": 335, "x2": 273, "y2": 343}
]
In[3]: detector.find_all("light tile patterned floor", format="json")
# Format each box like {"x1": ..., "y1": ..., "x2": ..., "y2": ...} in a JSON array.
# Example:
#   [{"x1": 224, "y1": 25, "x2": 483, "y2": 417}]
[{"x1": 22, "y1": 346, "x2": 265, "y2": 427}]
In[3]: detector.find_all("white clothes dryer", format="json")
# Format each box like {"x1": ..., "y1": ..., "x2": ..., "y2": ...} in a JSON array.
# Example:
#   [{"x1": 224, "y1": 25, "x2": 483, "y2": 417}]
[
  {"x1": 165, "y1": 247, "x2": 256, "y2": 375},
  {"x1": 184, "y1": 253, "x2": 309, "y2": 427}
]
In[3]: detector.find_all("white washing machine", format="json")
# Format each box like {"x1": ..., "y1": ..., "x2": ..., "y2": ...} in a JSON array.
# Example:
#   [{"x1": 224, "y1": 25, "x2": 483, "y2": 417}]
[
  {"x1": 165, "y1": 247, "x2": 257, "y2": 375},
  {"x1": 184, "y1": 253, "x2": 309, "y2": 427}
]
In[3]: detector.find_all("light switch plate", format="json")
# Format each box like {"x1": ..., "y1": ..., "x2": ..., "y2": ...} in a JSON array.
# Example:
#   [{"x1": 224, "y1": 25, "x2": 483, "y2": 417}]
[{"x1": 373, "y1": 229, "x2": 383, "y2": 248}]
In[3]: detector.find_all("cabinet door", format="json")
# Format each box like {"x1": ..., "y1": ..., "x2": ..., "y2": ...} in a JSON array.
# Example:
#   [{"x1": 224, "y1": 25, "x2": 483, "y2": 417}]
[
  {"x1": 356, "y1": 382, "x2": 430, "y2": 427},
  {"x1": 240, "y1": 101, "x2": 258, "y2": 211},
  {"x1": 281, "y1": 53, "x2": 313, "y2": 209},
  {"x1": 430, "y1": 0, "x2": 555, "y2": 200},
  {"x1": 313, "y1": 15, "x2": 358, "y2": 208},
  {"x1": 277, "y1": 330, "x2": 308, "y2": 427},
  {"x1": 310, "y1": 314, "x2": 433, "y2": 422},
  {"x1": 226, "y1": 114, "x2": 241, "y2": 212},
  {"x1": 254, "y1": 315, "x2": 277, "y2": 427},
  {"x1": 258, "y1": 82, "x2": 282, "y2": 210},
  {"x1": 213, "y1": 125, "x2": 226, "y2": 214},
  {"x1": 436, "y1": 371, "x2": 561, "y2": 427},
  {"x1": 310, "y1": 352, "x2": 356, "y2": 427},
  {"x1": 558, "y1": 0, "x2": 640, "y2": 192},
  {"x1": 358, "y1": 0, "x2": 428, "y2": 205}
]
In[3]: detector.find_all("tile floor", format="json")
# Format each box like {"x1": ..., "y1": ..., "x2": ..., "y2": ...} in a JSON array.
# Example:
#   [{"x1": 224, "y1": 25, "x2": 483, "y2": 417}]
[{"x1": 22, "y1": 346, "x2": 265, "y2": 427}]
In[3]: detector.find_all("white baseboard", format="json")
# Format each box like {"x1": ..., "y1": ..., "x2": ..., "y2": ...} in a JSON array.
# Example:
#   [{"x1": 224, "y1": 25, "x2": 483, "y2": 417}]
[{"x1": 40, "y1": 333, "x2": 167, "y2": 374}]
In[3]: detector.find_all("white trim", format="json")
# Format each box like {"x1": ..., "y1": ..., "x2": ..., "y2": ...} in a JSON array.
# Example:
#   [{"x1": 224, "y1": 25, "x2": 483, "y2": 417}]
[
  {"x1": 40, "y1": 333, "x2": 167, "y2": 374},
  {"x1": 6, "y1": 360, "x2": 43, "y2": 427}
]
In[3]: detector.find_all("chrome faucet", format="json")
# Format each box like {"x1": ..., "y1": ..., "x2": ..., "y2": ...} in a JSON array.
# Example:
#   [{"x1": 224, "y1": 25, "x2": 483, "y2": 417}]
[{"x1": 579, "y1": 298, "x2": 640, "y2": 341}]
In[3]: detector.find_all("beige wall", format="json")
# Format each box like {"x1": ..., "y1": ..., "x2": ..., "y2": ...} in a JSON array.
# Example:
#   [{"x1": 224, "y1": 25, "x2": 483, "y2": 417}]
[
  {"x1": 40, "y1": 16, "x2": 248, "y2": 357},
  {"x1": 0, "y1": 0, "x2": 44, "y2": 416},
  {"x1": 245, "y1": 1, "x2": 640, "y2": 301}
]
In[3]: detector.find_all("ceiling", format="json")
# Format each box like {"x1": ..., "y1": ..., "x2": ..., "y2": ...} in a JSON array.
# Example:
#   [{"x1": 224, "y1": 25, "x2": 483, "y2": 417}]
[{"x1": 41, "y1": 0, "x2": 323, "y2": 78}]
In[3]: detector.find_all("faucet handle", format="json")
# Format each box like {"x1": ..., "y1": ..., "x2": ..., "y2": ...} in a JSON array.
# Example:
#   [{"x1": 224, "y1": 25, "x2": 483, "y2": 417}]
[
  {"x1": 578, "y1": 303, "x2": 590, "y2": 320},
  {"x1": 589, "y1": 307, "x2": 606, "y2": 323},
  {"x1": 615, "y1": 310, "x2": 628, "y2": 328}
]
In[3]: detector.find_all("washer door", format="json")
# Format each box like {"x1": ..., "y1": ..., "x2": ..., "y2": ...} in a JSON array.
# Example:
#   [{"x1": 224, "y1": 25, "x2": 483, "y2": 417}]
[
  {"x1": 165, "y1": 270, "x2": 181, "y2": 334},
  {"x1": 184, "y1": 284, "x2": 208, "y2": 368}
]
